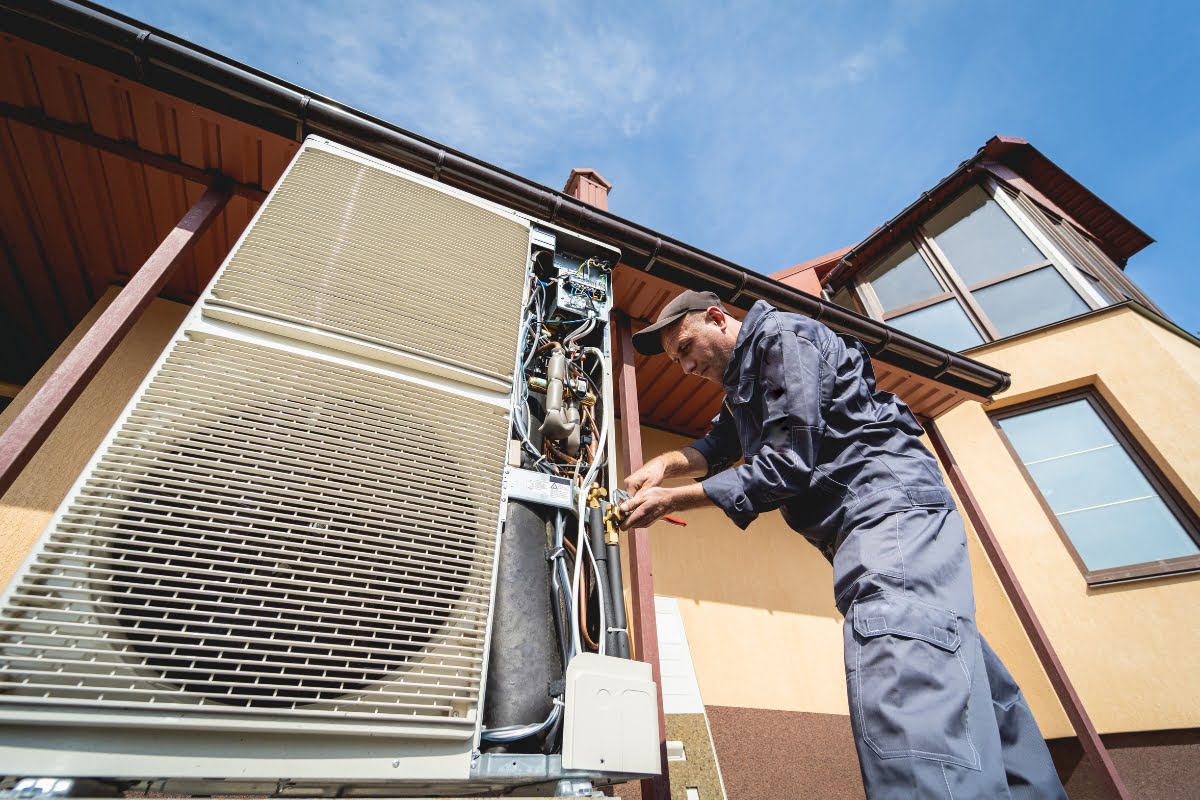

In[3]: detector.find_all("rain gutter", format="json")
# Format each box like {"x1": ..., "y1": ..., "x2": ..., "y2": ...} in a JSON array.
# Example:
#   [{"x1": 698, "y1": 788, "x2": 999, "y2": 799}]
[{"x1": 1, "y1": 0, "x2": 1011, "y2": 398}]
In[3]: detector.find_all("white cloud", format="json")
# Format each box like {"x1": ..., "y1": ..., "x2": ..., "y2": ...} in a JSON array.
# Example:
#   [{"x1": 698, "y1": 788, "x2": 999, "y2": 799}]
[
  {"x1": 805, "y1": 33, "x2": 908, "y2": 90},
  {"x1": 258, "y1": 0, "x2": 670, "y2": 169}
]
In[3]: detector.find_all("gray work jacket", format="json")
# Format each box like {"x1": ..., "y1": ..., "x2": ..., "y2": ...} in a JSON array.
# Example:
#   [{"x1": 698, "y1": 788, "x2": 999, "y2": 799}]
[{"x1": 688, "y1": 300, "x2": 954, "y2": 555}]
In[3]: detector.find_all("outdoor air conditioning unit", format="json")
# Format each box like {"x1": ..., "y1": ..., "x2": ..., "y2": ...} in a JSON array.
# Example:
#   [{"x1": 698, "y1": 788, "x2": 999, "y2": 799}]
[{"x1": 0, "y1": 138, "x2": 658, "y2": 797}]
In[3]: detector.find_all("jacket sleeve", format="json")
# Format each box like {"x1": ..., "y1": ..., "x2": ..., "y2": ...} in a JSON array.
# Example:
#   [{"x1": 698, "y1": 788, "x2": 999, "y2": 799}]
[
  {"x1": 685, "y1": 399, "x2": 742, "y2": 479},
  {"x1": 701, "y1": 321, "x2": 831, "y2": 529}
]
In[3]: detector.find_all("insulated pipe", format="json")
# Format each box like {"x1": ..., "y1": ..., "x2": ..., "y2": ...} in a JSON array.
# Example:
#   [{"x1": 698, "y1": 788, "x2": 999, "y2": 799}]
[
  {"x1": 4, "y1": 0, "x2": 1010, "y2": 400},
  {"x1": 539, "y1": 345, "x2": 578, "y2": 442},
  {"x1": 587, "y1": 505, "x2": 616, "y2": 655},
  {"x1": 605, "y1": 542, "x2": 631, "y2": 659},
  {"x1": 483, "y1": 407, "x2": 560, "y2": 751}
]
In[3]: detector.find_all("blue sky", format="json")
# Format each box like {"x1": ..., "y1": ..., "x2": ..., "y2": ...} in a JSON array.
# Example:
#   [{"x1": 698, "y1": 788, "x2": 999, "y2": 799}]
[{"x1": 107, "y1": 0, "x2": 1198, "y2": 332}]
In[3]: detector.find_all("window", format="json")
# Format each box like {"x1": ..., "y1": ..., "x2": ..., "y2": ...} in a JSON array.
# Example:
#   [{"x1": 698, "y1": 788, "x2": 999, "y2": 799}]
[
  {"x1": 845, "y1": 180, "x2": 1112, "y2": 351},
  {"x1": 829, "y1": 284, "x2": 864, "y2": 315},
  {"x1": 993, "y1": 390, "x2": 1200, "y2": 584}
]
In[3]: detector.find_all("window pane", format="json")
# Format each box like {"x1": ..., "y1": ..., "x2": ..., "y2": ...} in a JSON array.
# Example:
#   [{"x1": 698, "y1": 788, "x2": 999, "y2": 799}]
[
  {"x1": 831, "y1": 285, "x2": 860, "y2": 313},
  {"x1": 973, "y1": 267, "x2": 1090, "y2": 337},
  {"x1": 888, "y1": 299, "x2": 983, "y2": 351},
  {"x1": 864, "y1": 243, "x2": 943, "y2": 312},
  {"x1": 1081, "y1": 270, "x2": 1118, "y2": 304},
  {"x1": 1060, "y1": 498, "x2": 1199, "y2": 572},
  {"x1": 998, "y1": 398, "x2": 1110, "y2": 464},
  {"x1": 998, "y1": 399, "x2": 1199, "y2": 573},
  {"x1": 926, "y1": 185, "x2": 1046, "y2": 285},
  {"x1": 1027, "y1": 444, "x2": 1155, "y2": 515}
]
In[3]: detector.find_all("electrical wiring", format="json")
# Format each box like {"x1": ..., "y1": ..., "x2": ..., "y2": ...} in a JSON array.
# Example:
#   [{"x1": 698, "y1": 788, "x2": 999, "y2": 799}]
[
  {"x1": 480, "y1": 703, "x2": 563, "y2": 743},
  {"x1": 581, "y1": 530, "x2": 606, "y2": 656},
  {"x1": 578, "y1": 564, "x2": 599, "y2": 651},
  {"x1": 569, "y1": 346, "x2": 611, "y2": 659},
  {"x1": 554, "y1": 511, "x2": 577, "y2": 664},
  {"x1": 492, "y1": 259, "x2": 618, "y2": 743}
]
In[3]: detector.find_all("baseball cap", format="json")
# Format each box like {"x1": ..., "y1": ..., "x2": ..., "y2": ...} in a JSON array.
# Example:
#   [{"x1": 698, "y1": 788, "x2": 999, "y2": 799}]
[{"x1": 632, "y1": 290, "x2": 726, "y2": 355}]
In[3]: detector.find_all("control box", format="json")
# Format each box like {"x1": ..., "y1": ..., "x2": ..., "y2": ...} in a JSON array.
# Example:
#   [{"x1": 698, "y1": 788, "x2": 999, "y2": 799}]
[{"x1": 550, "y1": 252, "x2": 610, "y2": 317}]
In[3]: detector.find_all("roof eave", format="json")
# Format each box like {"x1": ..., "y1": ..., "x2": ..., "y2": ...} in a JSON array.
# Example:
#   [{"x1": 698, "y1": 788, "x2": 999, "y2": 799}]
[{"x1": 0, "y1": 0, "x2": 1011, "y2": 400}]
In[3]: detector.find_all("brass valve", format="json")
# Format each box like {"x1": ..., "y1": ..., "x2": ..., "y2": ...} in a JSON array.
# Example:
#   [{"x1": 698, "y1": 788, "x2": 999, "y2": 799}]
[
  {"x1": 602, "y1": 502, "x2": 623, "y2": 545},
  {"x1": 587, "y1": 483, "x2": 607, "y2": 508}
]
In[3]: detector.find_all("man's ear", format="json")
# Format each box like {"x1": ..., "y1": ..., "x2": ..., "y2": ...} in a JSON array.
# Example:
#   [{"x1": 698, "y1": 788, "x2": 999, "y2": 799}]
[{"x1": 706, "y1": 306, "x2": 727, "y2": 331}]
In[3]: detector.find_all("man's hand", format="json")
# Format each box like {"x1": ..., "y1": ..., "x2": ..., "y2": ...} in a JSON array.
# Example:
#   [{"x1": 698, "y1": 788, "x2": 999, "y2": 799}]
[
  {"x1": 624, "y1": 460, "x2": 667, "y2": 495},
  {"x1": 619, "y1": 483, "x2": 711, "y2": 530},
  {"x1": 624, "y1": 446, "x2": 710, "y2": 496}
]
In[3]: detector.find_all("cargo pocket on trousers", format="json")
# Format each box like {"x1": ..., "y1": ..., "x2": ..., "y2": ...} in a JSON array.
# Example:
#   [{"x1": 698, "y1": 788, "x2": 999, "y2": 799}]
[{"x1": 850, "y1": 591, "x2": 979, "y2": 769}]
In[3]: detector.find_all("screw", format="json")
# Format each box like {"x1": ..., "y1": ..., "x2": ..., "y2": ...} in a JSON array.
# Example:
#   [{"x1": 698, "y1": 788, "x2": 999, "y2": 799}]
[{"x1": 392, "y1": 759, "x2": 400, "y2": 768}]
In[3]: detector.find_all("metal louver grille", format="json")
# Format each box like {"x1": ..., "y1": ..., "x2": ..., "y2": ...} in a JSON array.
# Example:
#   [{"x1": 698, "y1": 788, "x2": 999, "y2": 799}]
[
  {"x1": 209, "y1": 146, "x2": 529, "y2": 380},
  {"x1": 0, "y1": 334, "x2": 509, "y2": 727}
]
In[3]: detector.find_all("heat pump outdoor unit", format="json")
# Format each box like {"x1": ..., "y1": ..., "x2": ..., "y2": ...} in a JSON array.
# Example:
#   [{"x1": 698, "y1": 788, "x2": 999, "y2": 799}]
[{"x1": 0, "y1": 138, "x2": 658, "y2": 797}]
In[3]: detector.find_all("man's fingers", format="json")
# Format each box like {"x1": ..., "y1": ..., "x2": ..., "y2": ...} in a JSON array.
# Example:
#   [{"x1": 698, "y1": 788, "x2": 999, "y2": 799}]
[{"x1": 620, "y1": 488, "x2": 669, "y2": 530}]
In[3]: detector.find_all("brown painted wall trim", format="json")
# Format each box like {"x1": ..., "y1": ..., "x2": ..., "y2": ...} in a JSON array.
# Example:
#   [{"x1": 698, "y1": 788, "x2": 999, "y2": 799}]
[
  {"x1": 613, "y1": 312, "x2": 671, "y2": 800},
  {"x1": 0, "y1": 183, "x2": 229, "y2": 495},
  {"x1": 924, "y1": 418, "x2": 1131, "y2": 800}
]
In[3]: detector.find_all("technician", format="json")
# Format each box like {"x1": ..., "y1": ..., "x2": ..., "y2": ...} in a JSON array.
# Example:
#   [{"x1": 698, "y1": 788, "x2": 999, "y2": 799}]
[{"x1": 619, "y1": 289, "x2": 1066, "y2": 799}]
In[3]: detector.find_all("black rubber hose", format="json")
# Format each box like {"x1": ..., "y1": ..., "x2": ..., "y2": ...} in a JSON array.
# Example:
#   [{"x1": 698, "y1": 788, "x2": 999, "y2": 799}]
[{"x1": 606, "y1": 541, "x2": 630, "y2": 658}]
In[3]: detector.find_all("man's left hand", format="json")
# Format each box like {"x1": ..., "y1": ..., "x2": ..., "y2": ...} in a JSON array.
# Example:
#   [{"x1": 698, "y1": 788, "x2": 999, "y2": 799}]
[
  {"x1": 619, "y1": 483, "x2": 711, "y2": 530},
  {"x1": 619, "y1": 487, "x2": 676, "y2": 530}
]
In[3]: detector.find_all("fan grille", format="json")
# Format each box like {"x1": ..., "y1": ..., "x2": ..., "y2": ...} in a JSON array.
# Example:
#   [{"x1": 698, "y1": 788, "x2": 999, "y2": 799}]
[
  {"x1": 0, "y1": 335, "x2": 508, "y2": 725},
  {"x1": 209, "y1": 146, "x2": 529, "y2": 380}
]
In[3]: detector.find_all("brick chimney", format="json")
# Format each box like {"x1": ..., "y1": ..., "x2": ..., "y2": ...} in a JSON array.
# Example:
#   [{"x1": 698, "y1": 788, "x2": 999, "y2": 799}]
[{"x1": 563, "y1": 168, "x2": 613, "y2": 211}]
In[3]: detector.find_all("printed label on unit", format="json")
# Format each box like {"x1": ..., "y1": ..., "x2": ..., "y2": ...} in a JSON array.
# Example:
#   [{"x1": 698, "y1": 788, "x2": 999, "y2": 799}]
[{"x1": 504, "y1": 468, "x2": 576, "y2": 510}]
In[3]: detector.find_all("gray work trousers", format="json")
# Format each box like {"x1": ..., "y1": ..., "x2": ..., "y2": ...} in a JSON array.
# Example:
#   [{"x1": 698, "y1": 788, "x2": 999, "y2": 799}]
[{"x1": 832, "y1": 503, "x2": 1067, "y2": 799}]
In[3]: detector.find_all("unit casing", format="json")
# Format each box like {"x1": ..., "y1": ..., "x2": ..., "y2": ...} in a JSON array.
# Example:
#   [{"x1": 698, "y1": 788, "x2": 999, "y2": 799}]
[{"x1": 0, "y1": 138, "x2": 654, "y2": 796}]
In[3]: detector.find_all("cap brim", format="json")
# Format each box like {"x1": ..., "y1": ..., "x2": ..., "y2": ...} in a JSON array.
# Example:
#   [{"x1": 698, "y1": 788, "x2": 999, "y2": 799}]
[{"x1": 631, "y1": 312, "x2": 686, "y2": 356}]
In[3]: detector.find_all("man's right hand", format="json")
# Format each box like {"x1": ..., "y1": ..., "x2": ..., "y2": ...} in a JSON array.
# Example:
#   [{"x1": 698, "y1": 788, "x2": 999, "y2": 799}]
[
  {"x1": 623, "y1": 447, "x2": 710, "y2": 496},
  {"x1": 625, "y1": 460, "x2": 667, "y2": 495}
]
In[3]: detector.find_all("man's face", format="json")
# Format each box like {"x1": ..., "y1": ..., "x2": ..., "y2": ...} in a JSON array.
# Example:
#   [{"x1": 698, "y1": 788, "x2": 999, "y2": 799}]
[{"x1": 662, "y1": 308, "x2": 736, "y2": 384}]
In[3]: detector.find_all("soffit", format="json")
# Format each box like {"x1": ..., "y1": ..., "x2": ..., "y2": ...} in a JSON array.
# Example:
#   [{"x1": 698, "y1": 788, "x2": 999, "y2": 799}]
[{"x1": 0, "y1": 34, "x2": 295, "y2": 383}]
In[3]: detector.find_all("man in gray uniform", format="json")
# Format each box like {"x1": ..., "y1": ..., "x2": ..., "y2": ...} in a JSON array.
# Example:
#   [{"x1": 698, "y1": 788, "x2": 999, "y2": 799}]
[{"x1": 619, "y1": 290, "x2": 1066, "y2": 799}]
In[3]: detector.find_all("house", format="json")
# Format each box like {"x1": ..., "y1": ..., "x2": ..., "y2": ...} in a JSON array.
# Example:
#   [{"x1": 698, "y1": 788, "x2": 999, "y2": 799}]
[{"x1": 0, "y1": 2, "x2": 1195, "y2": 799}]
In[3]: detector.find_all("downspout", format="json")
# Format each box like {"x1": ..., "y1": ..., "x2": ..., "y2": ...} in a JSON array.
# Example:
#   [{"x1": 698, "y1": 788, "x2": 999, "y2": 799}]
[{"x1": 924, "y1": 418, "x2": 1131, "y2": 800}]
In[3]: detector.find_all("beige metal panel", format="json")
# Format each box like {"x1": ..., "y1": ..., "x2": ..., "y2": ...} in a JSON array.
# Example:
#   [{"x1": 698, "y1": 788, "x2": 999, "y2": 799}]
[
  {"x1": 210, "y1": 146, "x2": 530, "y2": 381},
  {"x1": 0, "y1": 334, "x2": 509, "y2": 732}
]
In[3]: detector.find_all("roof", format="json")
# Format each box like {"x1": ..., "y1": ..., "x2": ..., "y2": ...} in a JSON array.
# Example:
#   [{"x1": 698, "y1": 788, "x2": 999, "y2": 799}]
[
  {"x1": 772, "y1": 246, "x2": 851, "y2": 284},
  {"x1": 822, "y1": 135, "x2": 1154, "y2": 289},
  {"x1": 0, "y1": 0, "x2": 1012, "y2": 435}
]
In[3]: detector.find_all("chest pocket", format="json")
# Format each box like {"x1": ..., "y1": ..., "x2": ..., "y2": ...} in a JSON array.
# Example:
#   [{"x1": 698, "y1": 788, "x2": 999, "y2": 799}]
[{"x1": 728, "y1": 375, "x2": 762, "y2": 457}]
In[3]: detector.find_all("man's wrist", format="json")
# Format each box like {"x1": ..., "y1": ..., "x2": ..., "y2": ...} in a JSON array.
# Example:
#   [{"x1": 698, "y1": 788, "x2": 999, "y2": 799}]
[{"x1": 668, "y1": 482, "x2": 711, "y2": 512}]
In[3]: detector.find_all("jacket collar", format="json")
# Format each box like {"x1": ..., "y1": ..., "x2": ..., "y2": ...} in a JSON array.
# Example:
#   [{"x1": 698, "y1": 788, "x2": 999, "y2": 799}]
[{"x1": 722, "y1": 299, "x2": 773, "y2": 390}]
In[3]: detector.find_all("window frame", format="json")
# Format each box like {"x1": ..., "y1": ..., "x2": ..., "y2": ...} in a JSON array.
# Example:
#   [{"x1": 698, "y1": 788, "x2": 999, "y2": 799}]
[
  {"x1": 990, "y1": 387, "x2": 1200, "y2": 586},
  {"x1": 840, "y1": 177, "x2": 1112, "y2": 347}
]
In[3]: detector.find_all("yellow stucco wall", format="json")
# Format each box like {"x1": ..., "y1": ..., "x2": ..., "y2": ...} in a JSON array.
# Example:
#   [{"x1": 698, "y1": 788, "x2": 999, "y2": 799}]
[
  {"x1": 0, "y1": 289, "x2": 189, "y2": 589},
  {"x1": 939, "y1": 305, "x2": 1200, "y2": 735},
  {"x1": 629, "y1": 426, "x2": 1071, "y2": 736}
]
